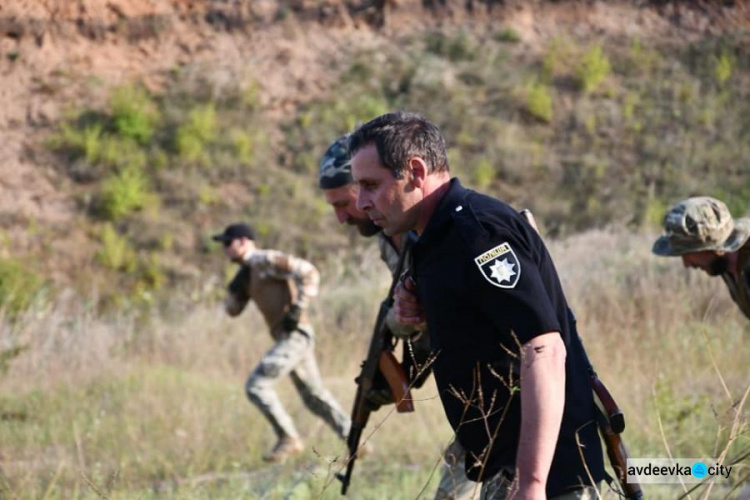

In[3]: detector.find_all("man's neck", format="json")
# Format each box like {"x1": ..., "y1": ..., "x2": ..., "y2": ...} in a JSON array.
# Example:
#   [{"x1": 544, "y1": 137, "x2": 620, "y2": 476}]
[
  {"x1": 727, "y1": 250, "x2": 741, "y2": 276},
  {"x1": 241, "y1": 241, "x2": 258, "y2": 261},
  {"x1": 415, "y1": 173, "x2": 452, "y2": 235},
  {"x1": 390, "y1": 233, "x2": 404, "y2": 252}
]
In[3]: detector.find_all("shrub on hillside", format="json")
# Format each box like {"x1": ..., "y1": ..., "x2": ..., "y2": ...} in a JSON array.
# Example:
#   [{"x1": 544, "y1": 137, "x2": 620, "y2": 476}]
[
  {"x1": 109, "y1": 85, "x2": 159, "y2": 144},
  {"x1": 0, "y1": 259, "x2": 44, "y2": 318},
  {"x1": 175, "y1": 104, "x2": 217, "y2": 164},
  {"x1": 47, "y1": 123, "x2": 104, "y2": 165},
  {"x1": 524, "y1": 81, "x2": 554, "y2": 122},
  {"x1": 96, "y1": 224, "x2": 137, "y2": 272},
  {"x1": 576, "y1": 45, "x2": 611, "y2": 93},
  {"x1": 98, "y1": 167, "x2": 151, "y2": 221}
]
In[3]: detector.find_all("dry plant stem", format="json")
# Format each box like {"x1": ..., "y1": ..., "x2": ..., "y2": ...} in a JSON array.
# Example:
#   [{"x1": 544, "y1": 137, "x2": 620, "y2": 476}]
[
  {"x1": 41, "y1": 461, "x2": 65, "y2": 500},
  {"x1": 653, "y1": 385, "x2": 691, "y2": 497},
  {"x1": 676, "y1": 385, "x2": 750, "y2": 500},
  {"x1": 700, "y1": 325, "x2": 732, "y2": 403},
  {"x1": 723, "y1": 470, "x2": 750, "y2": 499},
  {"x1": 575, "y1": 429, "x2": 603, "y2": 499},
  {"x1": 700, "y1": 323, "x2": 749, "y2": 500}
]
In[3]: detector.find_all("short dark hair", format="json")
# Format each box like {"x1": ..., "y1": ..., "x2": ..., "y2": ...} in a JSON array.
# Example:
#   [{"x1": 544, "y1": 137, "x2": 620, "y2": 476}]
[{"x1": 348, "y1": 112, "x2": 449, "y2": 179}]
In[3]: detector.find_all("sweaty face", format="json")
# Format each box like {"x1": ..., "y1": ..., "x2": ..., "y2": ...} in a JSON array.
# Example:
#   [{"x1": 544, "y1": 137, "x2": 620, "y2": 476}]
[
  {"x1": 351, "y1": 144, "x2": 419, "y2": 237},
  {"x1": 681, "y1": 251, "x2": 727, "y2": 276},
  {"x1": 323, "y1": 184, "x2": 380, "y2": 237}
]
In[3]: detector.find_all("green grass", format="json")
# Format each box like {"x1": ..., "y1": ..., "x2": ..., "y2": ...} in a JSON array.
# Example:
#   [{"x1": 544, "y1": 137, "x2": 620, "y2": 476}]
[
  {"x1": 0, "y1": 258, "x2": 44, "y2": 319},
  {"x1": 98, "y1": 167, "x2": 152, "y2": 221},
  {"x1": 95, "y1": 224, "x2": 137, "y2": 272},
  {"x1": 1, "y1": 232, "x2": 747, "y2": 498},
  {"x1": 524, "y1": 80, "x2": 554, "y2": 122},
  {"x1": 109, "y1": 85, "x2": 158, "y2": 144},
  {"x1": 576, "y1": 44, "x2": 611, "y2": 93}
]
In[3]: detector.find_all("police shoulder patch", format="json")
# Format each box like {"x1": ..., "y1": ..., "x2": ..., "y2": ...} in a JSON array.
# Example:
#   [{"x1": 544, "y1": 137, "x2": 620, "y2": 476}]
[{"x1": 474, "y1": 242, "x2": 521, "y2": 289}]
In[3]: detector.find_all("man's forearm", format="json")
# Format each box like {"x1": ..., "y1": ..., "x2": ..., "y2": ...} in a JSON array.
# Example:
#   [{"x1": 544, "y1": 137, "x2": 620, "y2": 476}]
[{"x1": 516, "y1": 332, "x2": 566, "y2": 497}]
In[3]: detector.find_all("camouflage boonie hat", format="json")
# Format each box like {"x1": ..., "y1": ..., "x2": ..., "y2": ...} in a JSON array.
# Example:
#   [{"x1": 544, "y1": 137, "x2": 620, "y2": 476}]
[
  {"x1": 318, "y1": 134, "x2": 352, "y2": 189},
  {"x1": 652, "y1": 196, "x2": 750, "y2": 256}
]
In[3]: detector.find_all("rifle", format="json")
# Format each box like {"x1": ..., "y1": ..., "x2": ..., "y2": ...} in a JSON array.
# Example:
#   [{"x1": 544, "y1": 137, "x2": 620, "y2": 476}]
[
  {"x1": 337, "y1": 234, "x2": 416, "y2": 495},
  {"x1": 519, "y1": 209, "x2": 644, "y2": 500},
  {"x1": 591, "y1": 375, "x2": 643, "y2": 499}
]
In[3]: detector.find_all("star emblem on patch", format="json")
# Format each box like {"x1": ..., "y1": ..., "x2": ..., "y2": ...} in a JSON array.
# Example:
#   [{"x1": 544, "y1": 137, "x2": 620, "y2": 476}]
[
  {"x1": 474, "y1": 243, "x2": 521, "y2": 289},
  {"x1": 489, "y1": 258, "x2": 516, "y2": 284}
]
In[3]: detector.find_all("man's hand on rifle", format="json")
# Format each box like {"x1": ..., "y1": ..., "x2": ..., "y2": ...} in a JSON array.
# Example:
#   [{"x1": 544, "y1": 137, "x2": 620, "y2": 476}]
[
  {"x1": 364, "y1": 387, "x2": 394, "y2": 411},
  {"x1": 353, "y1": 371, "x2": 396, "y2": 411},
  {"x1": 394, "y1": 276, "x2": 426, "y2": 328}
]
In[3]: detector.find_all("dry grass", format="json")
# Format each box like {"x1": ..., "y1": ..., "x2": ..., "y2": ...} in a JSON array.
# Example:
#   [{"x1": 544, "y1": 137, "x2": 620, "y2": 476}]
[{"x1": 0, "y1": 230, "x2": 747, "y2": 499}]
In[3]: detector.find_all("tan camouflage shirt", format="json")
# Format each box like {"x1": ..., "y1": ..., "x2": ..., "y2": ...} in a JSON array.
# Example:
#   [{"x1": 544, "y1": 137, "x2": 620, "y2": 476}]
[
  {"x1": 225, "y1": 248, "x2": 320, "y2": 338},
  {"x1": 721, "y1": 241, "x2": 750, "y2": 320}
]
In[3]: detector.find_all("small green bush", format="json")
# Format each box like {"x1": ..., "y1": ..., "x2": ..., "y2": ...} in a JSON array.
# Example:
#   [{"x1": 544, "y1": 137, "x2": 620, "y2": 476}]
[
  {"x1": 109, "y1": 85, "x2": 158, "y2": 144},
  {"x1": 525, "y1": 81, "x2": 554, "y2": 123},
  {"x1": 231, "y1": 129, "x2": 254, "y2": 166},
  {"x1": 98, "y1": 136, "x2": 148, "y2": 171},
  {"x1": 136, "y1": 255, "x2": 167, "y2": 292},
  {"x1": 425, "y1": 30, "x2": 477, "y2": 61},
  {"x1": 96, "y1": 224, "x2": 137, "y2": 272},
  {"x1": 714, "y1": 53, "x2": 734, "y2": 86},
  {"x1": 494, "y1": 28, "x2": 521, "y2": 44},
  {"x1": 47, "y1": 123, "x2": 103, "y2": 164},
  {"x1": 577, "y1": 45, "x2": 611, "y2": 93},
  {"x1": 0, "y1": 259, "x2": 43, "y2": 317},
  {"x1": 176, "y1": 103, "x2": 217, "y2": 163},
  {"x1": 98, "y1": 167, "x2": 150, "y2": 220},
  {"x1": 626, "y1": 38, "x2": 660, "y2": 76}
]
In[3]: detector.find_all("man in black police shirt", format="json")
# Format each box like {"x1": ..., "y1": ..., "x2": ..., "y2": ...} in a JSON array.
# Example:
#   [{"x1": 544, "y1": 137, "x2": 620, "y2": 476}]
[{"x1": 349, "y1": 112, "x2": 605, "y2": 499}]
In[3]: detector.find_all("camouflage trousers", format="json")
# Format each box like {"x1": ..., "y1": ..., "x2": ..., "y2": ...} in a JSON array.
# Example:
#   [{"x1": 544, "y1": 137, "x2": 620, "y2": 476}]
[
  {"x1": 480, "y1": 468, "x2": 601, "y2": 500},
  {"x1": 435, "y1": 439, "x2": 475, "y2": 500},
  {"x1": 245, "y1": 329, "x2": 351, "y2": 441}
]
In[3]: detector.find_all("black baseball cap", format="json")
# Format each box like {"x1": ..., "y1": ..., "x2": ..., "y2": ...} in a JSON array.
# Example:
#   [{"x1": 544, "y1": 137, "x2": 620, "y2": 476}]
[{"x1": 212, "y1": 223, "x2": 256, "y2": 243}]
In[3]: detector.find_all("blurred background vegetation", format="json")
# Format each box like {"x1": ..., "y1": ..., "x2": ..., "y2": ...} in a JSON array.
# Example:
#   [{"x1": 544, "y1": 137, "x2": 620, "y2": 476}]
[{"x1": 4, "y1": 24, "x2": 747, "y2": 312}]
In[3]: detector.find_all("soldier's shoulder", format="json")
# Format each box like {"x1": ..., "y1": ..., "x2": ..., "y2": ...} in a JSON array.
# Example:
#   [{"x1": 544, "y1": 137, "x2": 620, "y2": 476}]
[{"x1": 452, "y1": 192, "x2": 517, "y2": 237}]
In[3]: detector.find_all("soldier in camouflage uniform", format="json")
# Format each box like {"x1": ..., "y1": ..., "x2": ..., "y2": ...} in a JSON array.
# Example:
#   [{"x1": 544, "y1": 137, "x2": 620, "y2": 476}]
[
  {"x1": 213, "y1": 223, "x2": 351, "y2": 463},
  {"x1": 319, "y1": 135, "x2": 474, "y2": 500},
  {"x1": 652, "y1": 196, "x2": 750, "y2": 319}
]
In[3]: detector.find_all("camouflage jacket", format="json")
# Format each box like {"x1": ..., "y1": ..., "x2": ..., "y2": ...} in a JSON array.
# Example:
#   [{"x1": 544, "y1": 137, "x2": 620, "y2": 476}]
[
  {"x1": 225, "y1": 248, "x2": 320, "y2": 338},
  {"x1": 721, "y1": 241, "x2": 750, "y2": 320},
  {"x1": 377, "y1": 232, "x2": 401, "y2": 279},
  {"x1": 377, "y1": 232, "x2": 424, "y2": 339}
]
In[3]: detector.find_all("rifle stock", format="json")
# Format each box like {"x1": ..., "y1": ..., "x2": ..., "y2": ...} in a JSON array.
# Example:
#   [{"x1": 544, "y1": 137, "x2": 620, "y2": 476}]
[
  {"x1": 591, "y1": 374, "x2": 625, "y2": 434},
  {"x1": 597, "y1": 406, "x2": 644, "y2": 500},
  {"x1": 338, "y1": 235, "x2": 417, "y2": 495},
  {"x1": 378, "y1": 350, "x2": 415, "y2": 413}
]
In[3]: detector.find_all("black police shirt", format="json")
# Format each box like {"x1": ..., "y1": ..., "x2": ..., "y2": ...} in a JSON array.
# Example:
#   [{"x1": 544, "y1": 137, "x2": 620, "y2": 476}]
[{"x1": 411, "y1": 179, "x2": 605, "y2": 497}]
